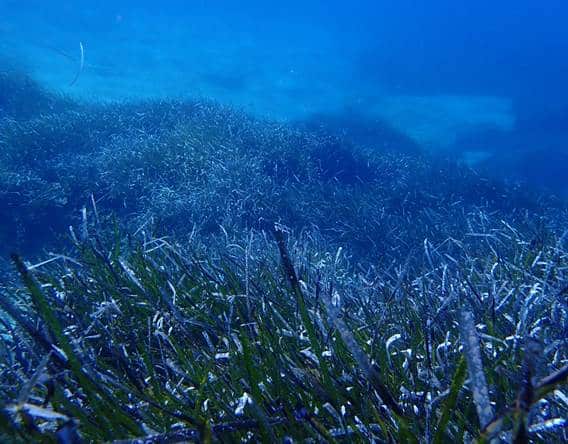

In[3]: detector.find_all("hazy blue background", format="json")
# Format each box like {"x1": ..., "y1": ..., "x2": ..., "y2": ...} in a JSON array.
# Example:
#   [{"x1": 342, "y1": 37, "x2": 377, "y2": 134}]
[{"x1": 1, "y1": 0, "x2": 567, "y2": 194}]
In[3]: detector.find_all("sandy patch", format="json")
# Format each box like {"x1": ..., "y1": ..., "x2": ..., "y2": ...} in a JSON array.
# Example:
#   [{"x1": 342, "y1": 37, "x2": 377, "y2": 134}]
[{"x1": 368, "y1": 95, "x2": 515, "y2": 149}]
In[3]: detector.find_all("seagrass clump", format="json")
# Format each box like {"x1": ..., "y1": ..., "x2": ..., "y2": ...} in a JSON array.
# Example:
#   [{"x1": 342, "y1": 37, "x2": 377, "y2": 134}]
[{"x1": 0, "y1": 208, "x2": 566, "y2": 442}]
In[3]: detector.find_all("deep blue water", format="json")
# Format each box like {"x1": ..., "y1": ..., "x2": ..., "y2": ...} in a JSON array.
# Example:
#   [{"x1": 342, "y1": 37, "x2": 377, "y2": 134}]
[{"x1": 1, "y1": 0, "x2": 567, "y2": 193}]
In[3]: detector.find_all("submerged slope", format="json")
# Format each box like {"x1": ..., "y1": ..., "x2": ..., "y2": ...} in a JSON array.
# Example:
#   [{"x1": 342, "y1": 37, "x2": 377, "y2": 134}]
[{"x1": 1, "y1": 68, "x2": 563, "y2": 263}]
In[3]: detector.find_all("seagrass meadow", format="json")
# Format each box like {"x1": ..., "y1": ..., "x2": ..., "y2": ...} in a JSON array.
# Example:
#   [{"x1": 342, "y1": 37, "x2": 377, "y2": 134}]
[{"x1": 1, "y1": 67, "x2": 568, "y2": 443}]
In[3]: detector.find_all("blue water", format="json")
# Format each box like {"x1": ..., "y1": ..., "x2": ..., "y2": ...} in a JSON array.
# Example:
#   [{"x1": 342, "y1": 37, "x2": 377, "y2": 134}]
[
  {"x1": 1, "y1": 0, "x2": 567, "y2": 193},
  {"x1": 3, "y1": 4, "x2": 568, "y2": 440}
]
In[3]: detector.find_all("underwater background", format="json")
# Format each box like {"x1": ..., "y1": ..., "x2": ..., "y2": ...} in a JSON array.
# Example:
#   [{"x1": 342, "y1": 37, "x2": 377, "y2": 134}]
[
  {"x1": 2, "y1": 0, "x2": 568, "y2": 192},
  {"x1": 1, "y1": 1, "x2": 568, "y2": 442}
]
